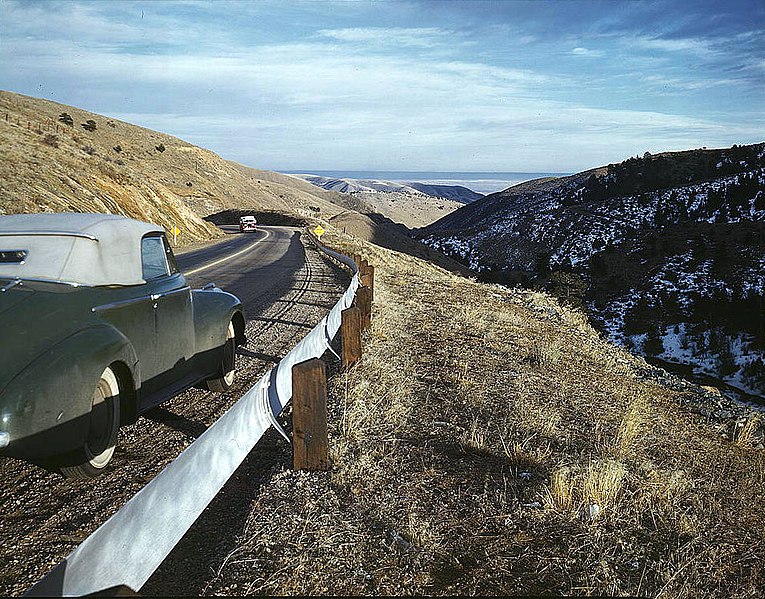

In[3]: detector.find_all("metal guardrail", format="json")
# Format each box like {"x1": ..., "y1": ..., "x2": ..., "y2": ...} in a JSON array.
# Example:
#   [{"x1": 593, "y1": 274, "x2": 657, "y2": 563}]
[{"x1": 25, "y1": 235, "x2": 359, "y2": 596}]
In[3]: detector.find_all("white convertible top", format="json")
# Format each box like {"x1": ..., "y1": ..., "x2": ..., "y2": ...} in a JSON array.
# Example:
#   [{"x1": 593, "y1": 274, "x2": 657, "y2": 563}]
[{"x1": 0, "y1": 213, "x2": 165, "y2": 286}]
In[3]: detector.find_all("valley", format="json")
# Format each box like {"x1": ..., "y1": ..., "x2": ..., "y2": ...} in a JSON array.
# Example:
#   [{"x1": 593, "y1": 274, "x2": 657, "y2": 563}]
[{"x1": 292, "y1": 173, "x2": 482, "y2": 229}]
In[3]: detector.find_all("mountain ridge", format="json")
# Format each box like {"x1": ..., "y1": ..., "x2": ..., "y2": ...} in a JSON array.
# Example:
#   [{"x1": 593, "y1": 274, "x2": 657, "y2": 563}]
[{"x1": 294, "y1": 173, "x2": 484, "y2": 203}]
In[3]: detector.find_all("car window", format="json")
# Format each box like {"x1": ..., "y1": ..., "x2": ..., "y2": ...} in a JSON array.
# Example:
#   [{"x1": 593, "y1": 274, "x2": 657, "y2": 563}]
[
  {"x1": 141, "y1": 235, "x2": 170, "y2": 280},
  {"x1": 161, "y1": 235, "x2": 180, "y2": 275}
]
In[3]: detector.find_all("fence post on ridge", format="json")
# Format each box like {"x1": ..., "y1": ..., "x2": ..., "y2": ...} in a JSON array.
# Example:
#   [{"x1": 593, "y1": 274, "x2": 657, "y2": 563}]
[{"x1": 360, "y1": 261, "x2": 374, "y2": 301}]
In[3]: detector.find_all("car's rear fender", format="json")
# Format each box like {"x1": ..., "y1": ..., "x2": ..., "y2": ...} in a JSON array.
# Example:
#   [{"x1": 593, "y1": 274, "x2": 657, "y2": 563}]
[{"x1": 0, "y1": 325, "x2": 138, "y2": 460}]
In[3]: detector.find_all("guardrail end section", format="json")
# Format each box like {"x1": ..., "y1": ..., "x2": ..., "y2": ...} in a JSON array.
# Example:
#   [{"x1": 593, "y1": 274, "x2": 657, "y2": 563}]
[
  {"x1": 292, "y1": 358, "x2": 329, "y2": 471},
  {"x1": 25, "y1": 562, "x2": 138, "y2": 598}
]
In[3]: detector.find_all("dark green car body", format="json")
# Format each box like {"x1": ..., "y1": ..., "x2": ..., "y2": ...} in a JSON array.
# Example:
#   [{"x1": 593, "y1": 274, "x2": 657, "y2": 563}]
[{"x1": 0, "y1": 213, "x2": 245, "y2": 467}]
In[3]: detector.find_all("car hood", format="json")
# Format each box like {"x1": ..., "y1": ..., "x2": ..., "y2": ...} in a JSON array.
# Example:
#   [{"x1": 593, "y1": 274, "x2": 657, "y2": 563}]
[{"x1": 0, "y1": 282, "x2": 93, "y2": 393}]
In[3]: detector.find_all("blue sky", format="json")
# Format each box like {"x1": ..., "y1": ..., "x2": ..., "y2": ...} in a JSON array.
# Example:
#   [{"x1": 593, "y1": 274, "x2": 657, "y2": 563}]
[{"x1": 1, "y1": 0, "x2": 763, "y2": 172}]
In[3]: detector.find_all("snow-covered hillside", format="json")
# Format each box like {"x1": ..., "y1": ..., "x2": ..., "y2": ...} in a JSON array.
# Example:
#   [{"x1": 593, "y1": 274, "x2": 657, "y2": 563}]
[{"x1": 418, "y1": 143, "x2": 765, "y2": 399}]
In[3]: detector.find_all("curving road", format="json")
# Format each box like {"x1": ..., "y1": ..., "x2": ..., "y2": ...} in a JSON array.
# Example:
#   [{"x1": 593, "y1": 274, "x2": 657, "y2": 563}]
[{"x1": 0, "y1": 225, "x2": 351, "y2": 596}]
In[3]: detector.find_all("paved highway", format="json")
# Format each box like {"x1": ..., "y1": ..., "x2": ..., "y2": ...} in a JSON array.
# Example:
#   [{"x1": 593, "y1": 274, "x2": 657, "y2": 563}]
[
  {"x1": 0, "y1": 225, "x2": 351, "y2": 596},
  {"x1": 177, "y1": 226, "x2": 301, "y2": 303}
]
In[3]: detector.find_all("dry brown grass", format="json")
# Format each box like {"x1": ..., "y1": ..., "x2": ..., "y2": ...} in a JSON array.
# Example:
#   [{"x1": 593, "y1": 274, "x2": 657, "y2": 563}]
[
  {"x1": 203, "y1": 230, "x2": 765, "y2": 597},
  {"x1": 734, "y1": 414, "x2": 763, "y2": 447}
]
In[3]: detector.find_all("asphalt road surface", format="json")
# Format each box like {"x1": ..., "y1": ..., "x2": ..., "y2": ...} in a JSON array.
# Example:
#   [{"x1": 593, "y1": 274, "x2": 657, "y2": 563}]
[{"x1": 0, "y1": 225, "x2": 351, "y2": 596}]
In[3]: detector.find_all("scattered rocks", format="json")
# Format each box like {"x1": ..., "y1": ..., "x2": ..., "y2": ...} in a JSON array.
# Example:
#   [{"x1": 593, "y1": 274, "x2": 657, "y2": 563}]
[{"x1": 631, "y1": 361, "x2": 764, "y2": 442}]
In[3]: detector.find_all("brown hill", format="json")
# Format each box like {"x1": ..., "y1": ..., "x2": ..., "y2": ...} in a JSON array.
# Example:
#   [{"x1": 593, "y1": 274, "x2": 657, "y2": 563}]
[
  {"x1": 0, "y1": 90, "x2": 353, "y2": 244},
  {"x1": 150, "y1": 229, "x2": 764, "y2": 597}
]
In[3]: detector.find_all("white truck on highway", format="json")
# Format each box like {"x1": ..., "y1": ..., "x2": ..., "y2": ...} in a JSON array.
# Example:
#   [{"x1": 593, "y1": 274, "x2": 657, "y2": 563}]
[{"x1": 239, "y1": 215, "x2": 257, "y2": 232}]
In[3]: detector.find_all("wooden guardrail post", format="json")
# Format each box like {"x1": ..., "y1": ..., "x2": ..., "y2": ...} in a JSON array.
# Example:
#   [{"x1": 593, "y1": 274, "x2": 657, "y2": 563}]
[
  {"x1": 341, "y1": 306, "x2": 362, "y2": 367},
  {"x1": 360, "y1": 261, "x2": 374, "y2": 300},
  {"x1": 292, "y1": 358, "x2": 329, "y2": 471},
  {"x1": 357, "y1": 286, "x2": 372, "y2": 330}
]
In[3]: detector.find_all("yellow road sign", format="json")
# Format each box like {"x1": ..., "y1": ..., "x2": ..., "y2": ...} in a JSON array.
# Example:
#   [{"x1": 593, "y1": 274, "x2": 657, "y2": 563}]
[
  {"x1": 313, "y1": 225, "x2": 326, "y2": 238},
  {"x1": 171, "y1": 226, "x2": 181, "y2": 236}
]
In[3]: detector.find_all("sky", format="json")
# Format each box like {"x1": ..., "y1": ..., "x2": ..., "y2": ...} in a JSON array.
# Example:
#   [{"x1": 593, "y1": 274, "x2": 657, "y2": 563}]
[{"x1": 1, "y1": 0, "x2": 763, "y2": 173}]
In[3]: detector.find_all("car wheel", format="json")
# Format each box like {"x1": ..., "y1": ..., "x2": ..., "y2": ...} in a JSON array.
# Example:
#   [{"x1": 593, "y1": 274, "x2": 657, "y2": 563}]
[
  {"x1": 206, "y1": 321, "x2": 236, "y2": 392},
  {"x1": 60, "y1": 366, "x2": 120, "y2": 479}
]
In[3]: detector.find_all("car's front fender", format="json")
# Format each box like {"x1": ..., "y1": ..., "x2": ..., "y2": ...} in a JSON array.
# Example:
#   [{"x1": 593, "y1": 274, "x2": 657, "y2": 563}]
[
  {"x1": 0, "y1": 325, "x2": 138, "y2": 460},
  {"x1": 192, "y1": 287, "x2": 245, "y2": 352}
]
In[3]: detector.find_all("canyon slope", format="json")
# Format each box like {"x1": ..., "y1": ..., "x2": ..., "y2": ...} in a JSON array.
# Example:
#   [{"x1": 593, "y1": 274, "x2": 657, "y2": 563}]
[{"x1": 418, "y1": 143, "x2": 765, "y2": 398}]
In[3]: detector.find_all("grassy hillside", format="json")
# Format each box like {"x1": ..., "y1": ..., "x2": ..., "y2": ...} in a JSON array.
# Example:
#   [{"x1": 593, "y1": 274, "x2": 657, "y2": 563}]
[
  {"x1": 0, "y1": 90, "x2": 361, "y2": 244},
  {"x1": 195, "y1": 228, "x2": 764, "y2": 597}
]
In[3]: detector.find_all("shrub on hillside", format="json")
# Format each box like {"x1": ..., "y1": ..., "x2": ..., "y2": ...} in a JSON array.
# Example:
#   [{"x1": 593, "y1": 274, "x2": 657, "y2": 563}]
[
  {"x1": 81, "y1": 119, "x2": 97, "y2": 132},
  {"x1": 644, "y1": 321, "x2": 665, "y2": 355},
  {"x1": 742, "y1": 358, "x2": 765, "y2": 390},
  {"x1": 546, "y1": 270, "x2": 587, "y2": 310},
  {"x1": 58, "y1": 112, "x2": 73, "y2": 127},
  {"x1": 42, "y1": 134, "x2": 59, "y2": 148}
]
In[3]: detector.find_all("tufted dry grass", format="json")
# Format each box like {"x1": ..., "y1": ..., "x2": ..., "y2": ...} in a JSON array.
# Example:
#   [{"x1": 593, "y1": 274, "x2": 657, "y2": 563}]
[{"x1": 203, "y1": 230, "x2": 765, "y2": 597}]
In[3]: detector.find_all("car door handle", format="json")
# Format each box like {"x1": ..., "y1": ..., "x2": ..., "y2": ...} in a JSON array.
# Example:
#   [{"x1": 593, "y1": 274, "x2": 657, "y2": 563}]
[{"x1": 150, "y1": 293, "x2": 162, "y2": 301}]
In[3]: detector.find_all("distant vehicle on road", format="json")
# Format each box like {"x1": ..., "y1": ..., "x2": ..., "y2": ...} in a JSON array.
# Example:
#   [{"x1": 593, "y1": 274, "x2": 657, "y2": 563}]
[
  {"x1": 0, "y1": 213, "x2": 246, "y2": 478},
  {"x1": 239, "y1": 215, "x2": 257, "y2": 232}
]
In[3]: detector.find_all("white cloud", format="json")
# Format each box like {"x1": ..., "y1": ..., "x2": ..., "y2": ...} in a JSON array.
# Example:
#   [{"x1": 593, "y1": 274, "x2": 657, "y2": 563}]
[
  {"x1": 317, "y1": 27, "x2": 452, "y2": 48},
  {"x1": 627, "y1": 34, "x2": 719, "y2": 58},
  {"x1": 571, "y1": 47, "x2": 602, "y2": 57}
]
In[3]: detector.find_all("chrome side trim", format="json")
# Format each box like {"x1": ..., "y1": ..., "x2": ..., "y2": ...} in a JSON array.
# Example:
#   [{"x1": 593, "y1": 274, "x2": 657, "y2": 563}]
[
  {"x1": 0, "y1": 277, "x2": 88, "y2": 290},
  {"x1": 0, "y1": 231, "x2": 99, "y2": 241},
  {"x1": 153, "y1": 286, "x2": 191, "y2": 300},
  {"x1": 1, "y1": 279, "x2": 22, "y2": 292},
  {"x1": 92, "y1": 295, "x2": 156, "y2": 313},
  {"x1": 92, "y1": 287, "x2": 190, "y2": 312}
]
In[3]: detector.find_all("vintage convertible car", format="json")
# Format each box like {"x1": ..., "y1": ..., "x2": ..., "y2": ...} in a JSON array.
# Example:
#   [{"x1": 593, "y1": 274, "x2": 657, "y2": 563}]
[{"x1": 0, "y1": 213, "x2": 246, "y2": 478}]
